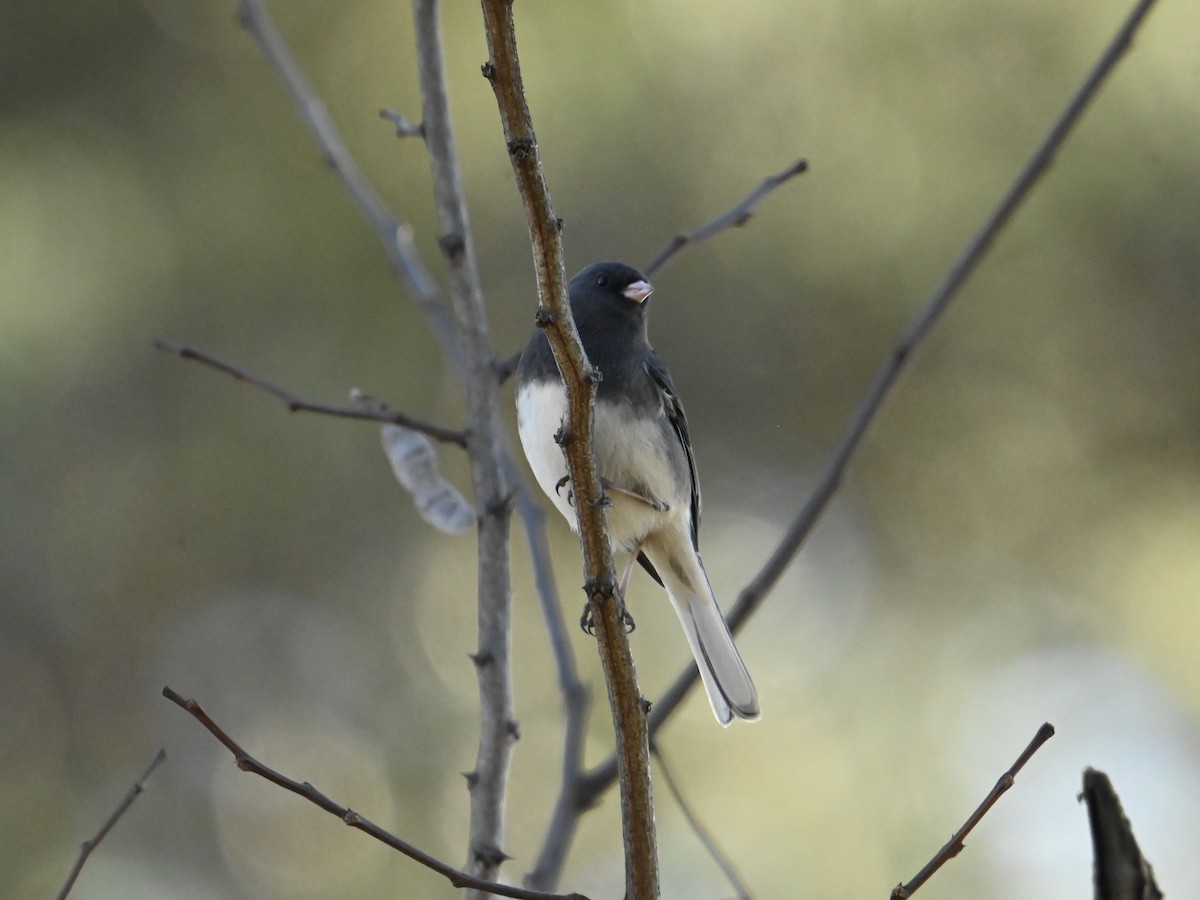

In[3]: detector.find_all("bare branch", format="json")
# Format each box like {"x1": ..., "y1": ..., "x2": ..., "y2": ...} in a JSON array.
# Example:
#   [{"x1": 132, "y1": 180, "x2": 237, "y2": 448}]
[
  {"x1": 642, "y1": 158, "x2": 808, "y2": 278},
  {"x1": 1081, "y1": 769, "x2": 1164, "y2": 900},
  {"x1": 412, "y1": 0, "x2": 518, "y2": 890},
  {"x1": 582, "y1": 0, "x2": 1163, "y2": 787},
  {"x1": 236, "y1": 0, "x2": 463, "y2": 370},
  {"x1": 162, "y1": 688, "x2": 585, "y2": 900},
  {"x1": 520, "y1": 495, "x2": 591, "y2": 893},
  {"x1": 652, "y1": 745, "x2": 753, "y2": 900},
  {"x1": 153, "y1": 339, "x2": 467, "y2": 446},
  {"x1": 479, "y1": 2, "x2": 658, "y2": 897},
  {"x1": 234, "y1": 2, "x2": 574, "y2": 889},
  {"x1": 889, "y1": 723, "x2": 1054, "y2": 897},
  {"x1": 56, "y1": 749, "x2": 167, "y2": 900},
  {"x1": 379, "y1": 107, "x2": 426, "y2": 139}
]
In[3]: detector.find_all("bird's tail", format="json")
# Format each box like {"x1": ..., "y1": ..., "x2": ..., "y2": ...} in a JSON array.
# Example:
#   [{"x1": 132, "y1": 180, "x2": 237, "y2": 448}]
[{"x1": 646, "y1": 538, "x2": 759, "y2": 726}]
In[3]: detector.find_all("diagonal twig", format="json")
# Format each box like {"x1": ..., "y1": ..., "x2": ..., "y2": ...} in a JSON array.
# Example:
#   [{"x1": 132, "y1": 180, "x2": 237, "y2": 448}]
[
  {"x1": 652, "y1": 744, "x2": 753, "y2": 900},
  {"x1": 642, "y1": 158, "x2": 808, "y2": 278},
  {"x1": 236, "y1": 0, "x2": 463, "y2": 371},
  {"x1": 154, "y1": 339, "x2": 467, "y2": 446},
  {"x1": 891, "y1": 723, "x2": 1055, "y2": 898},
  {"x1": 580, "y1": 0, "x2": 1163, "y2": 796},
  {"x1": 162, "y1": 687, "x2": 587, "y2": 900},
  {"x1": 56, "y1": 749, "x2": 167, "y2": 900}
]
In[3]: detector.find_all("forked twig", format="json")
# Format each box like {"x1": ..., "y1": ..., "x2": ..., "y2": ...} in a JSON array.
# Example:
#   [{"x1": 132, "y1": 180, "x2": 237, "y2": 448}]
[
  {"x1": 154, "y1": 339, "x2": 467, "y2": 446},
  {"x1": 643, "y1": 158, "x2": 808, "y2": 277},
  {"x1": 890, "y1": 723, "x2": 1056, "y2": 898},
  {"x1": 161, "y1": 687, "x2": 588, "y2": 900},
  {"x1": 56, "y1": 749, "x2": 167, "y2": 900}
]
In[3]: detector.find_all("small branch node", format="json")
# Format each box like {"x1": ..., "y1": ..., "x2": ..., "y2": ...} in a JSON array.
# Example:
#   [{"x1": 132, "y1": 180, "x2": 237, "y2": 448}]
[
  {"x1": 534, "y1": 307, "x2": 555, "y2": 328},
  {"x1": 473, "y1": 842, "x2": 513, "y2": 868},
  {"x1": 486, "y1": 487, "x2": 518, "y2": 518},
  {"x1": 437, "y1": 232, "x2": 466, "y2": 260},
  {"x1": 492, "y1": 350, "x2": 523, "y2": 383},
  {"x1": 379, "y1": 108, "x2": 425, "y2": 139},
  {"x1": 506, "y1": 137, "x2": 534, "y2": 161},
  {"x1": 480, "y1": 61, "x2": 496, "y2": 81},
  {"x1": 583, "y1": 578, "x2": 616, "y2": 606}
]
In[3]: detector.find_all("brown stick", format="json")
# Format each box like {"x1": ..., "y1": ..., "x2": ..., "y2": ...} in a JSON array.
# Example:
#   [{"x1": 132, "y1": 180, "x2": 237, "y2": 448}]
[
  {"x1": 162, "y1": 687, "x2": 587, "y2": 900},
  {"x1": 478, "y1": 2, "x2": 658, "y2": 897},
  {"x1": 153, "y1": 340, "x2": 467, "y2": 445},
  {"x1": 642, "y1": 158, "x2": 808, "y2": 277},
  {"x1": 56, "y1": 749, "x2": 167, "y2": 900},
  {"x1": 890, "y1": 723, "x2": 1055, "y2": 898}
]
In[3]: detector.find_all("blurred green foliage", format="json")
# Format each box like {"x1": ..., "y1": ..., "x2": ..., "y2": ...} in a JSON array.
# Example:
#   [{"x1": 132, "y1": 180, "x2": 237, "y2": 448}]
[{"x1": 3, "y1": 0, "x2": 1198, "y2": 897}]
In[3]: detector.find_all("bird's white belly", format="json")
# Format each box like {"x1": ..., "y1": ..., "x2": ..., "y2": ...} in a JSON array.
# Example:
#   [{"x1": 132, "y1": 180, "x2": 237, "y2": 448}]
[{"x1": 516, "y1": 380, "x2": 684, "y2": 549}]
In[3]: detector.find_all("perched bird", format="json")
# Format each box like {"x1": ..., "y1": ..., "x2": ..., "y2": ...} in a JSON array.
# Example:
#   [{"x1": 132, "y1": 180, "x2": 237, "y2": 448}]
[{"x1": 515, "y1": 261, "x2": 759, "y2": 725}]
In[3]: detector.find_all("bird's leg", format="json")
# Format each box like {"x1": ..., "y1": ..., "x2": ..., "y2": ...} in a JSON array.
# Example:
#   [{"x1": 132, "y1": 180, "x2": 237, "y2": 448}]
[
  {"x1": 578, "y1": 547, "x2": 640, "y2": 636},
  {"x1": 600, "y1": 478, "x2": 669, "y2": 513},
  {"x1": 616, "y1": 546, "x2": 639, "y2": 633},
  {"x1": 618, "y1": 546, "x2": 640, "y2": 598}
]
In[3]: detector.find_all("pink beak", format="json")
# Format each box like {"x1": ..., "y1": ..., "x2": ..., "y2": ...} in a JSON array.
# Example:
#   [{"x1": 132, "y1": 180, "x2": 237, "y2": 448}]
[{"x1": 623, "y1": 280, "x2": 653, "y2": 303}]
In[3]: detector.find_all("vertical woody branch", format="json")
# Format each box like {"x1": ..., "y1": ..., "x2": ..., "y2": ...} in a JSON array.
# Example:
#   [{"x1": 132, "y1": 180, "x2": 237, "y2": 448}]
[
  {"x1": 413, "y1": 0, "x2": 517, "y2": 890},
  {"x1": 478, "y1": 1, "x2": 659, "y2": 897}
]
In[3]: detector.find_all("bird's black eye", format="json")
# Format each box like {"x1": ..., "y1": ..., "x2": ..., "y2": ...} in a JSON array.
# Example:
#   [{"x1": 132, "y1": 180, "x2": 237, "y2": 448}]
[{"x1": 595, "y1": 274, "x2": 610, "y2": 288}]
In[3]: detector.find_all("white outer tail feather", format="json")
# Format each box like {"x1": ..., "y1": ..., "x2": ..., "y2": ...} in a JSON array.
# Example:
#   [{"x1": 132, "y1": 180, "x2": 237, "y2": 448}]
[{"x1": 645, "y1": 539, "x2": 760, "y2": 726}]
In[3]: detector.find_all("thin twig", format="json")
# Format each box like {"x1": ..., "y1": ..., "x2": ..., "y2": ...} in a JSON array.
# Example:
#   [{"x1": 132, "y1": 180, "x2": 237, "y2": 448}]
[
  {"x1": 642, "y1": 158, "x2": 808, "y2": 278},
  {"x1": 236, "y1": 0, "x2": 463, "y2": 371},
  {"x1": 652, "y1": 745, "x2": 753, "y2": 900},
  {"x1": 380, "y1": 107, "x2": 426, "y2": 138},
  {"x1": 891, "y1": 723, "x2": 1055, "y2": 898},
  {"x1": 162, "y1": 688, "x2": 586, "y2": 900},
  {"x1": 56, "y1": 749, "x2": 167, "y2": 900},
  {"x1": 580, "y1": 0, "x2": 1162, "y2": 799},
  {"x1": 154, "y1": 339, "x2": 467, "y2": 446},
  {"x1": 411, "y1": 0, "x2": 518, "y2": 891},
  {"x1": 479, "y1": 2, "x2": 659, "y2": 897},
  {"x1": 521, "y1": 495, "x2": 592, "y2": 893}
]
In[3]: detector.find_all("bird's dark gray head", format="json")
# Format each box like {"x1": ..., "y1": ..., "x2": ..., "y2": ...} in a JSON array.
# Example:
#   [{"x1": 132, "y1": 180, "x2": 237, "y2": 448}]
[
  {"x1": 569, "y1": 262, "x2": 653, "y2": 311},
  {"x1": 566, "y1": 261, "x2": 656, "y2": 360}
]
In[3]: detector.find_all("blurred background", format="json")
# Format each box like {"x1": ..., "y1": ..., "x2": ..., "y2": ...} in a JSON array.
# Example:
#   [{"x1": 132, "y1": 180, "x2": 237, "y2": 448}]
[{"x1": 4, "y1": 0, "x2": 1198, "y2": 897}]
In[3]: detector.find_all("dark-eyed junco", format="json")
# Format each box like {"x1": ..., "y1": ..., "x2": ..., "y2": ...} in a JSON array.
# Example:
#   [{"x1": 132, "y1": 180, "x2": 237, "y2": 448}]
[{"x1": 515, "y1": 261, "x2": 759, "y2": 725}]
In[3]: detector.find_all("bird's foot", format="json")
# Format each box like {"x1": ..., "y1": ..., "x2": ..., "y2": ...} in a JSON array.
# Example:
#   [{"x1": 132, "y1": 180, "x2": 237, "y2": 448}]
[{"x1": 577, "y1": 600, "x2": 636, "y2": 635}]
